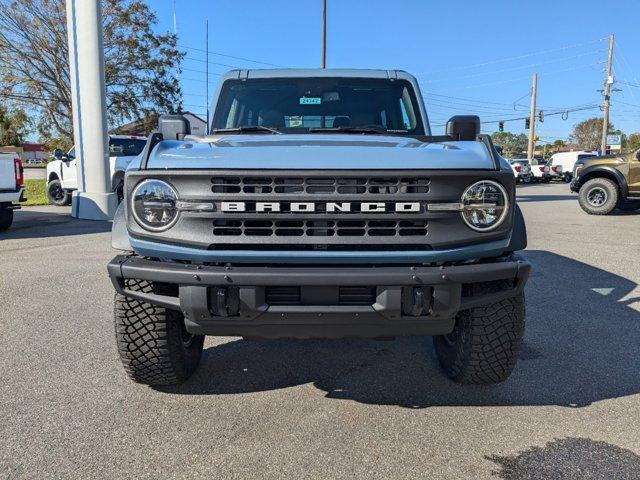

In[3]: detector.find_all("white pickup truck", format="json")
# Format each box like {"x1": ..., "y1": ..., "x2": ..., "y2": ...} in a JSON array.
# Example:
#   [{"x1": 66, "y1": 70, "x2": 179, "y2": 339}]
[
  {"x1": 0, "y1": 152, "x2": 25, "y2": 230},
  {"x1": 46, "y1": 135, "x2": 146, "y2": 206}
]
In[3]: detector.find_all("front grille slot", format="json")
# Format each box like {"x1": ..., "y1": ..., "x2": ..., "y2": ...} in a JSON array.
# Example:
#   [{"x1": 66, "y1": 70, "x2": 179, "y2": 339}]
[
  {"x1": 212, "y1": 219, "x2": 427, "y2": 237},
  {"x1": 265, "y1": 286, "x2": 301, "y2": 305},
  {"x1": 265, "y1": 286, "x2": 376, "y2": 306},
  {"x1": 338, "y1": 286, "x2": 377, "y2": 305},
  {"x1": 211, "y1": 176, "x2": 430, "y2": 196}
]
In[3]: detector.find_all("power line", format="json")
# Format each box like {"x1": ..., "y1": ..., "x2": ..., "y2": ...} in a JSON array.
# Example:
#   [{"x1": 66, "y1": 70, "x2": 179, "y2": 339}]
[
  {"x1": 178, "y1": 43, "x2": 283, "y2": 67},
  {"x1": 182, "y1": 67, "x2": 223, "y2": 77},
  {"x1": 420, "y1": 50, "x2": 605, "y2": 83},
  {"x1": 430, "y1": 104, "x2": 601, "y2": 128},
  {"x1": 414, "y1": 37, "x2": 607, "y2": 76},
  {"x1": 183, "y1": 55, "x2": 240, "y2": 70},
  {"x1": 424, "y1": 92, "x2": 527, "y2": 108},
  {"x1": 427, "y1": 62, "x2": 604, "y2": 91}
]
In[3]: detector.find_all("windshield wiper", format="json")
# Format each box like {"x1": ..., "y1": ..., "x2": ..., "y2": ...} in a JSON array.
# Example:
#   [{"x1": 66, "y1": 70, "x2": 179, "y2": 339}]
[
  {"x1": 212, "y1": 126, "x2": 282, "y2": 135},
  {"x1": 309, "y1": 126, "x2": 389, "y2": 135}
]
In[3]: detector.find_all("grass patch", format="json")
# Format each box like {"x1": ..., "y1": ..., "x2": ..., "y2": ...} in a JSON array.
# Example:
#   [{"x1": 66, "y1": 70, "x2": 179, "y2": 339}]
[{"x1": 22, "y1": 179, "x2": 49, "y2": 206}]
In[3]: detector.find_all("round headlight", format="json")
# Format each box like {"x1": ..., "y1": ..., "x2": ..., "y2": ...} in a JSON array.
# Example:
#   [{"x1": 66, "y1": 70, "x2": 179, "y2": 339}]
[
  {"x1": 460, "y1": 180, "x2": 509, "y2": 232},
  {"x1": 131, "y1": 179, "x2": 179, "y2": 231}
]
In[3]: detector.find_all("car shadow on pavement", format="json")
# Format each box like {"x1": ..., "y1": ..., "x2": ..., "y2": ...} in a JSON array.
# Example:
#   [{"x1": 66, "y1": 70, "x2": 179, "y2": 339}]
[
  {"x1": 0, "y1": 208, "x2": 111, "y2": 240},
  {"x1": 159, "y1": 250, "x2": 640, "y2": 409},
  {"x1": 486, "y1": 437, "x2": 640, "y2": 479}
]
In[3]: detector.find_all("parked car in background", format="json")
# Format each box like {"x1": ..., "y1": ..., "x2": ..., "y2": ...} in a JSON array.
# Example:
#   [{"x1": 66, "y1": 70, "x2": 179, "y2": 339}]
[
  {"x1": 546, "y1": 160, "x2": 563, "y2": 180},
  {"x1": 548, "y1": 151, "x2": 597, "y2": 183},
  {"x1": 570, "y1": 149, "x2": 640, "y2": 215},
  {"x1": 0, "y1": 152, "x2": 25, "y2": 230},
  {"x1": 530, "y1": 158, "x2": 551, "y2": 183},
  {"x1": 509, "y1": 159, "x2": 533, "y2": 183},
  {"x1": 46, "y1": 135, "x2": 147, "y2": 206}
]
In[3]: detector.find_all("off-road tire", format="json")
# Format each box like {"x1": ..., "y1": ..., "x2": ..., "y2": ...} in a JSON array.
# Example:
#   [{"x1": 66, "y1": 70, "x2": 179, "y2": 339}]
[
  {"x1": 617, "y1": 200, "x2": 640, "y2": 212},
  {"x1": 578, "y1": 178, "x2": 619, "y2": 215},
  {"x1": 0, "y1": 206, "x2": 13, "y2": 231},
  {"x1": 114, "y1": 279, "x2": 204, "y2": 386},
  {"x1": 47, "y1": 179, "x2": 72, "y2": 206},
  {"x1": 434, "y1": 282, "x2": 525, "y2": 384}
]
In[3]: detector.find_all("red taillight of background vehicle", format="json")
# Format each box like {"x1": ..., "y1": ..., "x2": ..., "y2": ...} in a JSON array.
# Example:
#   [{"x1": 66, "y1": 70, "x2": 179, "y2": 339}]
[
  {"x1": 551, "y1": 165, "x2": 558, "y2": 173},
  {"x1": 514, "y1": 165, "x2": 521, "y2": 173},
  {"x1": 539, "y1": 166, "x2": 545, "y2": 172},
  {"x1": 14, "y1": 158, "x2": 24, "y2": 186}
]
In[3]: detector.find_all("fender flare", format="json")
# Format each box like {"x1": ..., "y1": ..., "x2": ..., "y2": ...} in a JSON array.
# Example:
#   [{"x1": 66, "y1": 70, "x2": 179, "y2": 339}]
[
  {"x1": 111, "y1": 171, "x2": 125, "y2": 191},
  {"x1": 577, "y1": 166, "x2": 628, "y2": 197},
  {"x1": 506, "y1": 204, "x2": 527, "y2": 252}
]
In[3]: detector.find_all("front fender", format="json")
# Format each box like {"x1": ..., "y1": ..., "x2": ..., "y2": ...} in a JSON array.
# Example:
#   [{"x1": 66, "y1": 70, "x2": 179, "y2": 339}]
[{"x1": 46, "y1": 161, "x2": 61, "y2": 181}]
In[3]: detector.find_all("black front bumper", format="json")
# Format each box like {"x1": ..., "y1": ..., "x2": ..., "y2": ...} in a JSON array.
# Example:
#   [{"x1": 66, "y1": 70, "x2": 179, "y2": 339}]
[{"x1": 108, "y1": 255, "x2": 530, "y2": 339}]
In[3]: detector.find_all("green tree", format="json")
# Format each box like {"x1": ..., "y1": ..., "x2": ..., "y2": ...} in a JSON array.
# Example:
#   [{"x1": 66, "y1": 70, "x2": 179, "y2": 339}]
[
  {"x1": 0, "y1": 0, "x2": 183, "y2": 145},
  {"x1": 569, "y1": 117, "x2": 618, "y2": 150},
  {"x1": 625, "y1": 133, "x2": 640, "y2": 152},
  {"x1": 491, "y1": 131, "x2": 528, "y2": 158},
  {"x1": 0, "y1": 104, "x2": 30, "y2": 146}
]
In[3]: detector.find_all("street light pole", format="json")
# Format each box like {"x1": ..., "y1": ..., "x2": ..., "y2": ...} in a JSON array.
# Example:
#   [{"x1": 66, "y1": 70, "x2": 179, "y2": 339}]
[
  {"x1": 526, "y1": 73, "x2": 538, "y2": 160},
  {"x1": 65, "y1": 0, "x2": 116, "y2": 220}
]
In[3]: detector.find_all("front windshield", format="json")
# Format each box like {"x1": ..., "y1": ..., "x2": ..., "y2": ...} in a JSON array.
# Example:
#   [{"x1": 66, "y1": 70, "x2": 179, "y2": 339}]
[{"x1": 212, "y1": 77, "x2": 425, "y2": 135}]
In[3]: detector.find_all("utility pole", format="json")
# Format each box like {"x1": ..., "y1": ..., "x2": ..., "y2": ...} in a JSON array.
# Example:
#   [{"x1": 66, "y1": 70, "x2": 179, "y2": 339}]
[
  {"x1": 601, "y1": 34, "x2": 615, "y2": 154},
  {"x1": 527, "y1": 73, "x2": 538, "y2": 160},
  {"x1": 206, "y1": 20, "x2": 210, "y2": 129},
  {"x1": 321, "y1": 0, "x2": 327, "y2": 68}
]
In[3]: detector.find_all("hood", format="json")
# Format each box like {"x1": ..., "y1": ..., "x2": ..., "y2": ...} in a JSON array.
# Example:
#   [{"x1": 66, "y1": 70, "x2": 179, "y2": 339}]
[{"x1": 144, "y1": 134, "x2": 495, "y2": 170}]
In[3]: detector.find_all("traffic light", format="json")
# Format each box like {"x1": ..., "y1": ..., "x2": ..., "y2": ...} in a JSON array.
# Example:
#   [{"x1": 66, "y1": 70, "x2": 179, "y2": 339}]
[
  {"x1": 525, "y1": 118, "x2": 530, "y2": 129},
  {"x1": 498, "y1": 121, "x2": 504, "y2": 132},
  {"x1": 538, "y1": 110, "x2": 544, "y2": 123}
]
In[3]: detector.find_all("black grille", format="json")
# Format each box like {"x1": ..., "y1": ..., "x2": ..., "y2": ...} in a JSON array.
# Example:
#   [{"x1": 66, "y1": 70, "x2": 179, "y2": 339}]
[
  {"x1": 213, "y1": 219, "x2": 428, "y2": 237},
  {"x1": 265, "y1": 286, "x2": 376, "y2": 306},
  {"x1": 338, "y1": 286, "x2": 377, "y2": 305},
  {"x1": 211, "y1": 176, "x2": 430, "y2": 195},
  {"x1": 265, "y1": 286, "x2": 301, "y2": 305}
]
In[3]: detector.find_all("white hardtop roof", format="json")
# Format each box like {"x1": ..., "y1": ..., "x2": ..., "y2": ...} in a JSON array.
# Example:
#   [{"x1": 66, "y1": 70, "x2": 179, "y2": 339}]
[{"x1": 219, "y1": 68, "x2": 418, "y2": 82}]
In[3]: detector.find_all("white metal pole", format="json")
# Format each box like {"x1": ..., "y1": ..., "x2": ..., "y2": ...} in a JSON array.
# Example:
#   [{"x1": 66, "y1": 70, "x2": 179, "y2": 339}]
[{"x1": 65, "y1": 0, "x2": 117, "y2": 220}]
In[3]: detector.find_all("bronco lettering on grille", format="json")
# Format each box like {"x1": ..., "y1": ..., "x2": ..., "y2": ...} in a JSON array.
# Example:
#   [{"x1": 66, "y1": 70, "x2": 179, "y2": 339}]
[{"x1": 220, "y1": 202, "x2": 421, "y2": 213}]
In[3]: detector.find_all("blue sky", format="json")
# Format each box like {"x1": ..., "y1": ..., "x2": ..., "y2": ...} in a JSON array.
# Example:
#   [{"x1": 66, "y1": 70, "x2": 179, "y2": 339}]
[{"x1": 149, "y1": 0, "x2": 640, "y2": 142}]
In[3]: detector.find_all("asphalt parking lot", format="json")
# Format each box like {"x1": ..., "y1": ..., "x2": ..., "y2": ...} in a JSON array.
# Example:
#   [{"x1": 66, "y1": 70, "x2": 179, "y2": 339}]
[{"x1": 1, "y1": 182, "x2": 639, "y2": 479}]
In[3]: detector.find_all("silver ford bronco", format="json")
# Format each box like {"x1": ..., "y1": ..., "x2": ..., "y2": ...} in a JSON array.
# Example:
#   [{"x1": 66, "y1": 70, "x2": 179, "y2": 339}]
[{"x1": 108, "y1": 69, "x2": 530, "y2": 386}]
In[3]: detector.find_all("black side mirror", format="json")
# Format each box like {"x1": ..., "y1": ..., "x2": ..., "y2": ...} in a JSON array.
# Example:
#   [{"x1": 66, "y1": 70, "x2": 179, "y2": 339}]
[
  {"x1": 159, "y1": 114, "x2": 191, "y2": 141},
  {"x1": 446, "y1": 115, "x2": 481, "y2": 141},
  {"x1": 53, "y1": 148, "x2": 63, "y2": 159}
]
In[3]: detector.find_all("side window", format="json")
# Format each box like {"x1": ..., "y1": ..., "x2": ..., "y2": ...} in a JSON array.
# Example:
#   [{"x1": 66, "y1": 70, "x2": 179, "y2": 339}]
[{"x1": 67, "y1": 147, "x2": 76, "y2": 159}]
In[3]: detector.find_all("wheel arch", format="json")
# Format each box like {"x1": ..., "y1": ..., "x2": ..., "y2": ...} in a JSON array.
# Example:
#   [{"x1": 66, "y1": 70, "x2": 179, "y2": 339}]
[
  {"x1": 579, "y1": 166, "x2": 628, "y2": 197},
  {"x1": 47, "y1": 171, "x2": 60, "y2": 183}
]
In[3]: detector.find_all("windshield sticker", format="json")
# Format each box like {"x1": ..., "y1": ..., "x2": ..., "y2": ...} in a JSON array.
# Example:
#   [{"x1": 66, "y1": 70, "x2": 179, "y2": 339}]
[{"x1": 300, "y1": 97, "x2": 322, "y2": 105}]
